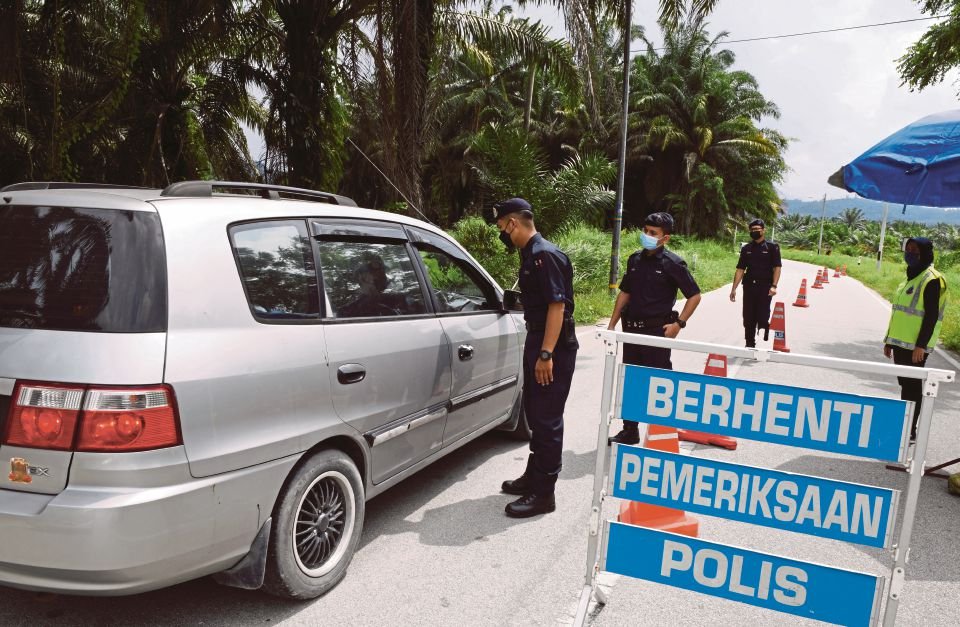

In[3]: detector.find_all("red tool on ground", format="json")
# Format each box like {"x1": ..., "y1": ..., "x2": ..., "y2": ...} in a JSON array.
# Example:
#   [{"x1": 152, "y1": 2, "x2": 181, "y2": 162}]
[{"x1": 679, "y1": 354, "x2": 738, "y2": 450}]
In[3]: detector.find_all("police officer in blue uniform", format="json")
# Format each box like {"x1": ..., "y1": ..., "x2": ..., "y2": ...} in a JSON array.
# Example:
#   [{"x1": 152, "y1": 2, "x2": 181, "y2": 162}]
[
  {"x1": 494, "y1": 198, "x2": 578, "y2": 518},
  {"x1": 607, "y1": 212, "x2": 701, "y2": 445},
  {"x1": 730, "y1": 219, "x2": 781, "y2": 347}
]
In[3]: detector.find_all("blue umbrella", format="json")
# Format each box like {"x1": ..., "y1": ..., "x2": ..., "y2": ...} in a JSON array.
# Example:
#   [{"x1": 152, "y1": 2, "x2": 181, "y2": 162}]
[{"x1": 828, "y1": 109, "x2": 960, "y2": 209}]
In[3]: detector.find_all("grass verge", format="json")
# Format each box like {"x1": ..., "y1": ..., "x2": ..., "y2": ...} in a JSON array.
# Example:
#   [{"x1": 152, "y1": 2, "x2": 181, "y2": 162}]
[{"x1": 780, "y1": 249, "x2": 960, "y2": 353}]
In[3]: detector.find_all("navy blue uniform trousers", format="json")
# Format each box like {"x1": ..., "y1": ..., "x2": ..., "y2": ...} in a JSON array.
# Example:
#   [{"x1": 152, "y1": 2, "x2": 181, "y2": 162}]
[
  {"x1": 742, "y1": 281, "x2": 772, "y2": 342},
  {"x1": 622, "y1": 326, "x2": 672, "y2": 428},
  {"x1": 522, "y1": 332, "x2": 577, "y2": 496}
]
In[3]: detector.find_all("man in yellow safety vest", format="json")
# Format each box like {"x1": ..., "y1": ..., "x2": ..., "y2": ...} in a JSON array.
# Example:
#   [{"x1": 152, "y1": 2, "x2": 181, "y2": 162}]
[{"x1": 883, "y1": 237, "x2": 947, "y2": 441}]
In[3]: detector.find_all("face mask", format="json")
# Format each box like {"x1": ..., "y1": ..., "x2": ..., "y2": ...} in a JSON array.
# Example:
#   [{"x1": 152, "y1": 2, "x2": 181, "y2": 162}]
[
  {"x1": 904, "y1": 252, "x2": 921, "y2": 267},
  {"x1": 499, "y1": 229, "x2": 515, "y2": 252},
  {"x1": 750, "y1": 230, "x2": 763, "y2": 240},
  {"x1": 640, "y1": 232, "x2": 660, "y2": 250}
]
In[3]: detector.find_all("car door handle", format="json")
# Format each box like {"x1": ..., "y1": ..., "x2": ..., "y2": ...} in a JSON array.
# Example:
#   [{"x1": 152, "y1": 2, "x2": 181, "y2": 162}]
[
  {"x1": 337, "y1": 363, "x2": 366, "y2": 384},
  {"x1": 458, "y1": 345, "x2": 474, "y2": 361}
]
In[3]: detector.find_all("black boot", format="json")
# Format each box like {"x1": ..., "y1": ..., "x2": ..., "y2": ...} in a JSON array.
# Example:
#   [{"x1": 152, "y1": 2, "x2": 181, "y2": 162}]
[
  {"x1": 501, "y1": 474, "x2": 533, "y2": 495},
  {"x1": 502, "y1": 454, "x2": 535, "y2": 495},
  {"x1": 608, "y1": 422, "x2": 640, "y2": 446},
  {"x1": 505, "y1": 493, "x2": 556, "y2": 518}
]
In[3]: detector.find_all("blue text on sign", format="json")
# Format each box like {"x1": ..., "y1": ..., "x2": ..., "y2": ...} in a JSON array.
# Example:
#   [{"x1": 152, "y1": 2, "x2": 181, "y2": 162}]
[
  {"x1": 612, "y1": 445, "x2": 898, "y2": 548},
  {"x1": 620, "y1": 366, "x2": 910, "y2": 462},
  {"x1": 604, "y1": 523, "x2": 883, "y2": 627}
]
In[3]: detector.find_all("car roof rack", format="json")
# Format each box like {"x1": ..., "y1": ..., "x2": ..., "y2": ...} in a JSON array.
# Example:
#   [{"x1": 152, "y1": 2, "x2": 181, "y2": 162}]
[
  {"x1": 1, "y1": 182, "x2": 154, "y2": 192},
  {"x1": 160, "y1": 180, "x2": 357, "y2": 206}
]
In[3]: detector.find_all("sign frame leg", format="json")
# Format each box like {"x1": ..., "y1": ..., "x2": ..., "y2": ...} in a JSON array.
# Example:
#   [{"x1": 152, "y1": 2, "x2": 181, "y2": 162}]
[
  {"x1": 882, "y1": 376, "x2": 939, "y2": 626},
  {"x1": 574, "y1": 336, "x2": 619, "y2": 627}
]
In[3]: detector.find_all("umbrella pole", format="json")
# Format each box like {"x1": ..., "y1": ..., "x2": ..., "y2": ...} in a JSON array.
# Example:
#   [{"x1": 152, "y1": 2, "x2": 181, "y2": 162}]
[{"x1": 877, "y1": 203, "x2": 889, "y2": 270}]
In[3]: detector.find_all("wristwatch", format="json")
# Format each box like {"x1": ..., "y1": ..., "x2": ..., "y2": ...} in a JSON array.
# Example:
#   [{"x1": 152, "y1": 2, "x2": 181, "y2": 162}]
[
  {"x1": 676, "y1": 318, "x2": 687, "y2": 329},
  {"x1": 539, "y1": 349, "x2": 553, "y2": 361}
]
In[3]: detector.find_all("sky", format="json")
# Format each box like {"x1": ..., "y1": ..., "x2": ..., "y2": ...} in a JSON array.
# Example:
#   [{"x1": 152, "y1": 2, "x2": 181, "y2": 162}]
[{"x1": 515, "y1": 0, "x2": 960, "y2": 201}]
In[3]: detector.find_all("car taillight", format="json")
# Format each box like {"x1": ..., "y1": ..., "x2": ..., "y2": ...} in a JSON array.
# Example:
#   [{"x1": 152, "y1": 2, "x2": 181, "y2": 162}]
[
  {"x1": 76, "y1": 386, "x2": 181, "y2": 452},
  {"x1": 3, "y1": 382, "x2": 181, "y2": 452},
  {"x1": 4, "y1": 383, "x2": 83, "y2": 450}
]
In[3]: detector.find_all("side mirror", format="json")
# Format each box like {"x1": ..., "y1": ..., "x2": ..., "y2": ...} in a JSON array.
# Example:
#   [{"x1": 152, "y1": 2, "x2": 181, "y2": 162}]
[{"x1": 501, "y1": 289, "x2": 523, "y2": 312}]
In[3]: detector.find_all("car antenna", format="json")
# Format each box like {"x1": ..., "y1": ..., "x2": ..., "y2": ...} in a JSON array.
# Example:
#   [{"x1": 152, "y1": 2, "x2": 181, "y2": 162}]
[{"x1": 346, "y1": 137, "x2": 436, "y2": 226}]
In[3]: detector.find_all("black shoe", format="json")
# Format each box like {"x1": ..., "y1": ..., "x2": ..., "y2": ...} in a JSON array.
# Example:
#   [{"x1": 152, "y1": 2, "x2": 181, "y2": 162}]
[
  {"x1": 745, "y1": 341, "x2": 756, "y2": 348},
  {"x1": 501, "y1": 474, "x2": 533, "y2": 495},
  {"x1": 608, "y1": 428, "x2": 640, "y2": 446},
  {"x1": 505, "y1": 493, "x2": 556, "y2": 518}
]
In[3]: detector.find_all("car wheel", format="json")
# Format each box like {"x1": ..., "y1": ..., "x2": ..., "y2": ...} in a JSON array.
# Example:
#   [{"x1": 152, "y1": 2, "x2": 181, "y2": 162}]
[
  {"x1": 505, "y1": 392, "x2": 532, "y2": 441},
  {"x1": 263, "y1": 449, "x2": 364, "y2": 599}
]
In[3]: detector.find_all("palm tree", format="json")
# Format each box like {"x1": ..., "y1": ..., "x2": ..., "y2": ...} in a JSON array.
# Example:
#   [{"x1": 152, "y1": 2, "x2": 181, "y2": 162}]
[
  {"x1": 839, "y1": 207, "x2": 866, "y2": 230},
  {"x1": 628, "y1": 15, "x2": 787, "y2": 236}
]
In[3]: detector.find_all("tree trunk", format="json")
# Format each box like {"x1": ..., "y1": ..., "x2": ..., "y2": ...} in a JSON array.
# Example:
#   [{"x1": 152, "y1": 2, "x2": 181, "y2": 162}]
[
  {"x1": 523, "y1": 64, "x2": 537, "y2": 134},
  {"x1": 392, "y1": 0, "x2": 435, "y2": 214}
]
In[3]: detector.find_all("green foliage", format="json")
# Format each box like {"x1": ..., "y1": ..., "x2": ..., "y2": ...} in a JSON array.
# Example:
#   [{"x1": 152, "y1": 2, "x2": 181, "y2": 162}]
[
  {"x1": 467, "y1": 124, "x2": 615, "y2": 234},
  {"x1": 450, "y1": 219, "x2": 739, "y2": 325},
  {"x1": 897, "y1": 1, "x2": 960, "y2": 94},
  {"x1": 628, "y1": 16, "x2": 788, "y2": 236}
]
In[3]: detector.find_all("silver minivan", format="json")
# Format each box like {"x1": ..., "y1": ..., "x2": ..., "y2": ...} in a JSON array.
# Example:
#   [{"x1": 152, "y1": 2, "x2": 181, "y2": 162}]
[{"x1": 0, "y1": 181, "x2": 528, "y2": 599}]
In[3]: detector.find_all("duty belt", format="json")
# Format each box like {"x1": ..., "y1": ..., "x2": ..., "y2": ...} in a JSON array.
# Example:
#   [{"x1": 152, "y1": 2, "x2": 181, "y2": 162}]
[{"x1": 622, "y1": 315, "x2": 672, "y2": 331}]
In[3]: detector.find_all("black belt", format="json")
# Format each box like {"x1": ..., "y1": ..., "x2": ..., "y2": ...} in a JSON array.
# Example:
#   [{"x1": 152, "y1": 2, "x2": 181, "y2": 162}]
[
  {"x1": 622, "y1": 314, "x2": 673, "y2": 331},
  {"x1": 745, "y1": 277, "x2": 772, "y2": 285}
]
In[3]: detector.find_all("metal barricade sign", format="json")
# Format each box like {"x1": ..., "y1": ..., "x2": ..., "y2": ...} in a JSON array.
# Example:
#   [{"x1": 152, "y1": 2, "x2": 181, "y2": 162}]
[
  {"x1": 603, "y1": 523, "x2": 884, "y2": 627},
  {"x1": 574, "y1": 331, "x2": 955, "y2": 627},
  {"x1": 612, "y1": 445, "x2": 899, "y2": 548},
  {"x1": 621, "y1": 366, "x2": 912, "y2": 462}
]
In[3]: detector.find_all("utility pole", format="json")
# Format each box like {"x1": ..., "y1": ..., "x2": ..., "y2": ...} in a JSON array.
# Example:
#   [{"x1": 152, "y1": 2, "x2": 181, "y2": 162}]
[
  {"x1": 877, "y1": 202, "x2": 889, "y2": 270},
  {"x1": 608, "y1": 0, "x2": 632, "y2": 297},
  {"x1": 817, "y1": 194, "x2": 827, "y2": 256}
]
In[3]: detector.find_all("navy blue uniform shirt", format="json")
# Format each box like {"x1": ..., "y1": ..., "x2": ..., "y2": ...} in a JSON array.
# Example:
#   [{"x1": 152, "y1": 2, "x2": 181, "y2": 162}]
[
  {"x1": 620, "y1": 248, "x2": 700, "y2": 319},
  {"x1": 736, "y1": 240, "x2": 782, "y2": 282},
  {"x1": 518, "y1": 233, "x2": 575, "y2": 323}
]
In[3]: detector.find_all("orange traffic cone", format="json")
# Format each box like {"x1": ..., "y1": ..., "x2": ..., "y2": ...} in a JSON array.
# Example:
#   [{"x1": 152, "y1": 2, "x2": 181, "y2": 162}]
[
  {"x1": 792, "y1": 279, "x2": 810, "y2": 307},
  {"x1": 770, "y1": 301, "x2": 791, "y2": 352},
  {"x1": 618, "y1": 424, "x2": 700, "y2": 536},
  {"x1": 833, "y1": 266, "x2": 841, "y2": 278},
  {"x1": 841, "y1": 264, "x2": 848, "y2": 276},
  {"x1": 679, "y1": 355, "x2": 738, "y2": 450},
  {"x1": 821, "y1": 266, "x2": 830, "y2": 284},
  {"x1": 811, "y1": 269, "x2": 824, "y2": 289}
]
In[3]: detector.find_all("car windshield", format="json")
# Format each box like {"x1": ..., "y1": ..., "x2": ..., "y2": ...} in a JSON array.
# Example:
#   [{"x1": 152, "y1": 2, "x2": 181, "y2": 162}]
[{"x1": 0, "y1": 205, "x2": 167, "y2": 332}]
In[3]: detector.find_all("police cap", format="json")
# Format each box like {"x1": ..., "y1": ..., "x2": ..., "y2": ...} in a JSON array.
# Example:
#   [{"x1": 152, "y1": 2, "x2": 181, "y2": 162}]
[
  {"x1": 644, "y1": 212, "x2": 675, "y2": 234},
  {"x1": 492, "y1": 198, "x2": 533, "y2": 221},
  {"x1": 749, "y1": 219, "x2": 765, "y2": 228}
]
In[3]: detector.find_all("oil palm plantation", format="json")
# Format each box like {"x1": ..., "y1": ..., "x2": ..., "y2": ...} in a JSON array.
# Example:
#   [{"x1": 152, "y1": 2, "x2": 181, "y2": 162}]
[{"x1": 629, "y1": 15, "x2": 787, "y2": 236}]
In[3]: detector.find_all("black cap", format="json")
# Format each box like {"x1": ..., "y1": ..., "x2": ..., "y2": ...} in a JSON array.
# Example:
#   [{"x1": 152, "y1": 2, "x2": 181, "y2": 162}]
[
  {"x1": 749, "y1": 219, "x2": 765, "y2": 228},
  {"x1": 492, "y1": 197, "x2": 533, "y2": 220},
  {"x1": 645, "y1": 212, "x2": 675, "y2": 234}
]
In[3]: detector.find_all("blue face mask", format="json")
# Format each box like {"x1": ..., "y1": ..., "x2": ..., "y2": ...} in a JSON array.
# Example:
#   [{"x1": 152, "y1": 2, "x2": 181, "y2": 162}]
[
  {"x1": 640, "y1": 232, "x2": 660, "y2": 250},
  {"x1": 904, "y1": 252, "x2": 922, "y2": 268}
]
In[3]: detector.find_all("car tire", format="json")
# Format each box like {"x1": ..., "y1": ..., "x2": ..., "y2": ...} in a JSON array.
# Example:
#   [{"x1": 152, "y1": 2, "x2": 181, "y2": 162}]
[
  {"x1": 263, "y1": 449, "x2": 365, "y2": 600},
  {"x1": 505, "y1": 392, "x2": 532, "y2": 441}
]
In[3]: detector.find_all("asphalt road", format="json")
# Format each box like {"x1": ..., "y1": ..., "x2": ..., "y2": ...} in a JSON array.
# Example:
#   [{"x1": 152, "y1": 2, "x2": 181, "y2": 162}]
[{"x1": 1, "y1": 259, "x2": 957, "y2": 626}]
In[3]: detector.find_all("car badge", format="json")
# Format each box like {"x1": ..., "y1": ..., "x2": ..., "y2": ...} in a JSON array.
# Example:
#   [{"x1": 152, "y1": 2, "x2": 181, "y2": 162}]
[{"x1": 9, "y1": 457, "x2": 32, "y2": 484}]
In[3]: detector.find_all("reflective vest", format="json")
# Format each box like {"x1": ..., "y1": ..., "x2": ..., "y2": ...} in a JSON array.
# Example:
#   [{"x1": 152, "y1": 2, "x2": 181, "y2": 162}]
[{"x1": 884, "y1": 267, "x2": 947, "y2": 352}]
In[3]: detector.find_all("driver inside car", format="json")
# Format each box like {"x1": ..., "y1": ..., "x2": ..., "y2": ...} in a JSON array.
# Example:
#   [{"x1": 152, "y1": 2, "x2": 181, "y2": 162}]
[{"x1": 338, "y1": 254, "x2": 406, "y2": 318}]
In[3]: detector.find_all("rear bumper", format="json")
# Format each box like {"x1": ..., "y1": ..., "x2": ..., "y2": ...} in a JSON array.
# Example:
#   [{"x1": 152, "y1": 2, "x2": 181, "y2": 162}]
[{"x1": 0, "y1": 447, "x2": 295, "y2": 595}]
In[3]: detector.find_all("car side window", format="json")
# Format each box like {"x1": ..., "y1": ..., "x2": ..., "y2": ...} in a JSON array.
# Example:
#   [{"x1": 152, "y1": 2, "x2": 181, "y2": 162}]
[
  {"x1": 229, "y1": 220, "x2": 320, "y2": 320},
  {"x1": 318, "y1": 240, "x2": 426, "y2": 319},
  {"x1": 416, "y1": 246, "x2": 497, "y2": 314}
]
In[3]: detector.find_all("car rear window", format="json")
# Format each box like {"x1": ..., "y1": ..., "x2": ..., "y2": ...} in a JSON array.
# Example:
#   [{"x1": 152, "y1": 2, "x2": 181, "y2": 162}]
[{"x1": 0, "y1": 205, "x2": 167, "y2": 332}]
